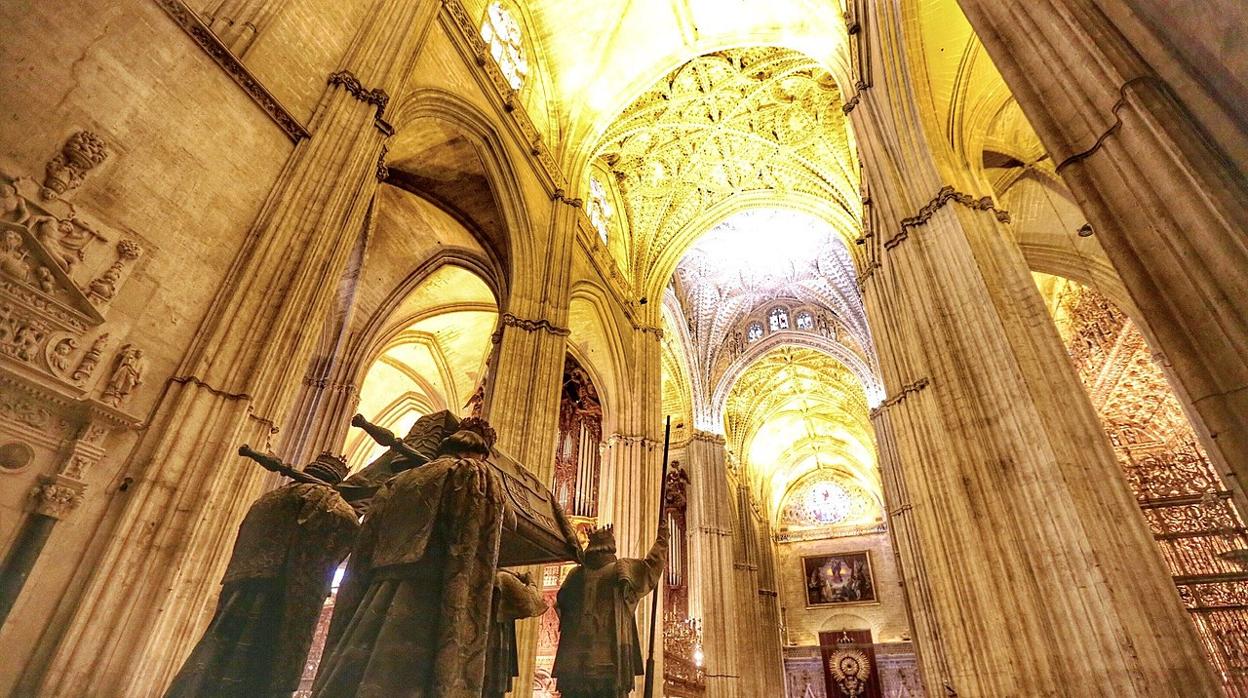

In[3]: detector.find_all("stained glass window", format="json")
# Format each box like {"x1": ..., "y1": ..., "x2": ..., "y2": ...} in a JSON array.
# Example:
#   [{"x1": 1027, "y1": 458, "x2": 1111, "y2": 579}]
[
  {"x1": 480, "y1": 3, "x2": 529, "y2": 90},
  {"x1": 769, "y1": 307, "x2": 789, "y2": 332},
  {"x1": 780, "y1": 478, "x2": 855, "y2": 527},
  {"x1": 796, "y1": 311, "x2": 813, "y2": 330},
  {"x1": 588, "y1": 176, "x2": 613, "y2": 243},
  {"x1": 747, "y1": 322, "x2": 764, "y2": 342}
]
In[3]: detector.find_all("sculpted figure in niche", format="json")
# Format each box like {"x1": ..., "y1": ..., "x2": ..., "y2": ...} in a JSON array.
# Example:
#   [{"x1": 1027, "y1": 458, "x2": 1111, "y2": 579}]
[
  {"x1": 484, "y1": 569, "x2": 548, "y2": 698},
  {"x1": 49, "y1": 337, "x2": 76, "y2": 373},
  {"x1": 1, "y1": 229, "x2": 30, "y2": 281},
  {"x1": 552, "y1": 521, "x2": 668, "y2": 698},
  {"x1": 13, "y1": 322, "x2": 44, "y2": 362},
  {"x1": 164, "y1": 452, "x2": 358, "y2": 698},
  {"x1": 0, "y1": 183, "x2": 30, "y2": 225},
  {"x1": 312, "y1": 424, "x2": 513, "y2": 697},
  {"x1": 101, "y1": 343, "x2": 144, "y2": 406}
]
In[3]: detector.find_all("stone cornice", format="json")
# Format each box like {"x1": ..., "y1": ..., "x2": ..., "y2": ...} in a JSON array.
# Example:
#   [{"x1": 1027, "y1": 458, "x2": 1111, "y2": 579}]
[
  {"x1": 490, "y1": 312, "x2": 571, "y2": 344},
  {"x1": 153, "y1": 0, "x2": 310, "y2": 142},
  {"x1": 869, "y1": 377, "x2": 930, "y2": 420},
  {"x1": 884, "y1": 186, "x2": 1011, "y2": 251},
  {"x1": 327, "y1": 70, "x2": 396, "y2": 136}
]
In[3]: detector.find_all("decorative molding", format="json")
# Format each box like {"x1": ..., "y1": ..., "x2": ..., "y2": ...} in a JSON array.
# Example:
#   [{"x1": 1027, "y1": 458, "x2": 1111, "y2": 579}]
[
  {"x1": 327, "y1": 70, "x2": 395, "y2": 136},
  {"x1": 689, "y1": 429, "x2": 725, "y2": 444},
  {"x1": 883, "y1": 186, "x2": 1011, "y2": 250},
  {"x1": 375, "y1": 143, "x2": 390, "y2": 181},
  {"x1": 43, "y1": 132, "x2": 108, "y2": 200},
  {"x1": 551, "y1": 189, "x2": 584, "y2": 208},
  {"x1": 490, "y1": 312, "x2": 571, "y2": 344},
  {"x1": 604, "y1": 433, "x2": 663, "y2": 449},
  {"x1": 31, "y1": 475, "x2": 85, "y2": 519},
  {"x1": 638, "y1": 324, "x2": 664, "y2": 340},
  {"x1": 869, "y1": 377, "x2": 930, "y2": 420},
  {"x1": 841, "y1": 80, "x2": 869, "y2": 115},
  {"x1": 153, "y1": 0, "x2": 309, "y2": 142},
  {"x1": 439, "y1": 0, "x2": 568, "y2": 193},
  {"x1": 1054, "y1": 75, "x2": 1163, "y2": 173}
]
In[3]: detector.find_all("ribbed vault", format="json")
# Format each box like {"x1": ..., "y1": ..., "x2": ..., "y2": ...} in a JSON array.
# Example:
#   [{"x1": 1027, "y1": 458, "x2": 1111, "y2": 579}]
[
  {"x1": 722, "y1": 346, "x2": 877, "y2": 521},
  {"x1": 589, "y1": 47, "x2": 860, "y2": 295}
]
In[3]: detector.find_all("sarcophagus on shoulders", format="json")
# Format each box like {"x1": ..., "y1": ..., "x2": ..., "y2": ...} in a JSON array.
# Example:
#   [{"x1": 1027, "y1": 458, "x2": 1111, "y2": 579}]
[
  {"x1": 489, "y1": 447, "x2": 580, "y2": 566},
  {"x1": 345, "y1": 410, "x2": 580, "y2": 567}
]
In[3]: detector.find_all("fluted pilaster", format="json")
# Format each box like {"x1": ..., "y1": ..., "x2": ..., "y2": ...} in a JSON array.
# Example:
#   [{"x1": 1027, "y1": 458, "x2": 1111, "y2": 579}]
[{"x1": 685, "y1": 431, "x2": 741, "y2": 698}]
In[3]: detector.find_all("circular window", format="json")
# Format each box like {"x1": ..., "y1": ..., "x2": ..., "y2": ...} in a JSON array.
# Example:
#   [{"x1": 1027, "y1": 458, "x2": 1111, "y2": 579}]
[{"x1": 0, "y1": 442, "x2": 35, "y2": 472}]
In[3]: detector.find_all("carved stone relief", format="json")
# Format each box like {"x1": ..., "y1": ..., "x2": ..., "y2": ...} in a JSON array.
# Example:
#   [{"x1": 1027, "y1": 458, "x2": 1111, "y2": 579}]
[{"x1": 0, "y1": 132, "x2": 147, "y2": 520}]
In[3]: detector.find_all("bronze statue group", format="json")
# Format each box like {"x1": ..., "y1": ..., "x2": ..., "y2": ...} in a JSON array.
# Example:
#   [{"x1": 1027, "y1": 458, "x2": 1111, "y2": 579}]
[{"x1": 164, "y1": 410, "x2": 667, "y2": 698}]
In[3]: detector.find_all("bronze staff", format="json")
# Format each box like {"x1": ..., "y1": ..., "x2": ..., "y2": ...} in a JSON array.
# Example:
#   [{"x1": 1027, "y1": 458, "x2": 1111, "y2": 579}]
[
  {"x1": 238, "y1": 444, "x2": 331, "y2": 486},
  {"x1": 642, "y1": 415, "x2": 672, "y2": 698},
  {"x1": 350, "y1": 413, "x2": 426, "y2": 463}
]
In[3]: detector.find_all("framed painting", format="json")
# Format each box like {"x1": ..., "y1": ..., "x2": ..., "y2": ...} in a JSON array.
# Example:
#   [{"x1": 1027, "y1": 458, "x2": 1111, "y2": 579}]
[{"x1": 802, "y1": 550, "x2": 877, "y2": 607}]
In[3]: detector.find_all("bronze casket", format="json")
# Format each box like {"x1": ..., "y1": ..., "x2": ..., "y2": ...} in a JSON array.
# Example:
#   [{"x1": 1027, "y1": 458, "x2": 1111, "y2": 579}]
[{"x1": 489, "y1": 447, "x2": 580, "y2": 566}]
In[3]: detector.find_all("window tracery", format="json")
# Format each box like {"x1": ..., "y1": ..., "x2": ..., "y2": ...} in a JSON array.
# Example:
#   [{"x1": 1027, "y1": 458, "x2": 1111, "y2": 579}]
[
  {"x1": 747, "y1": 322, "x2": 764, "y2": 342},
  {"x1": 587, "y1": 176, "x2": 613, "y2": 243},
  {"x1": 769, "y1": 307, "x2": 789, "y2": 332},
  {"x1": 480, "y1": 2, "x2": 529, "y2": 91},
  {"x1": 796, "y1": 311, "x2": 813, "y2": 330}
]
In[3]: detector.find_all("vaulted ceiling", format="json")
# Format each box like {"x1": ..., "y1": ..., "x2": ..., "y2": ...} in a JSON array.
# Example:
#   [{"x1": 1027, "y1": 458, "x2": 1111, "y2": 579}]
[
  {"x1": 513, "y1": 0, "x2": 853, "y2": 161},
  {"x1": 589, "y1": 46, "x2": 861, "y2": 296},
  {"x1": 722, "y1": 345, "x2": 877, "y2": 520}
]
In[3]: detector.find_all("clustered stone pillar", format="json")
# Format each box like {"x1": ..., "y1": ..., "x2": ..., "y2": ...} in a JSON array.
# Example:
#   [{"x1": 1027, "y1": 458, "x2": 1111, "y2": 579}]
[
  {"x1": 23, "y1": 2, "x2": 442, "y2": 696},
  {"x1": 684, "y1": 430, "x2": 742, "y2": 698},
  {"x1": 842, "y1": 1, "x2": 1223, "y2": 695},
  {"x1": 956, "y1": 0, "x2": 1248, "y2": 507},
  {"x1": 728, "y1": 476, "x2": 784, "y2": 697},
  {"x1": 599, "y1": 322, "x2": 667, "y2": 693}
]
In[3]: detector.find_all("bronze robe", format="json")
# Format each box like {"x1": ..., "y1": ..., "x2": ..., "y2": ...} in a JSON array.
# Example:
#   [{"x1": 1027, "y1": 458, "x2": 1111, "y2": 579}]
[
  {"x1": 552, "y1": 536, "x2": 668, "y2": 698},
  {"x1": 312, "y1": 455, "x2": 513, "y2": 698},
  {"x1": 165, "y1": 482, "x2": 358, "y2": 698},
  {"x1": 484, "y1": 571, "x2": 547, "y2": 698}
]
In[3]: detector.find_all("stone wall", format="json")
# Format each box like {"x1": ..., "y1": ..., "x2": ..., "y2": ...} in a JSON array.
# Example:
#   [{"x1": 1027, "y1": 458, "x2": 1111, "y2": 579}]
[
  {"x1": 775, "y1": 531, "x2": 909, "y2": 646},
  {"x1": 0, "y1": 0, "x2": 297, "y2": 690}
]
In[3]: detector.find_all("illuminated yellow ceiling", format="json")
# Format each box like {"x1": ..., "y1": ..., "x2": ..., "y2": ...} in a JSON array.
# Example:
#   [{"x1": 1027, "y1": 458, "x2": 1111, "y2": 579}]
[
  {"x1": 511, "y1": 0, "x2": 853, "y2": 158},
  {"x1": 590, "y1": 46, "x2": 861, "y2": 295},
  {"x1": 346, "y1": 266, "x2": 498, "y2": 469},
  {"x1": 722, "y1": 346, "x2": 877, "y2": 521}
]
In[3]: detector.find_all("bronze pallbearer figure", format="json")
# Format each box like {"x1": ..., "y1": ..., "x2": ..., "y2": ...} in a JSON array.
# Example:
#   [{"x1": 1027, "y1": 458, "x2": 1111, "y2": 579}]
[{"x1": 164, "y1": 451, "x2": 358, "y2": 698}]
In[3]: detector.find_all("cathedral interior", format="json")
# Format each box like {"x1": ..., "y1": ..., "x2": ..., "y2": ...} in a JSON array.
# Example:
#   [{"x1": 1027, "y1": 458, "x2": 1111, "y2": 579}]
[{"x1": 1, "y1": 0, "x2": 1246, "y2": 696}]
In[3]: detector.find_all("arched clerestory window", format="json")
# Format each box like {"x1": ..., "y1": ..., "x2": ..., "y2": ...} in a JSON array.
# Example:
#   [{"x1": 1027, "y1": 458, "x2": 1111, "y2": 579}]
[
  {"x1": 480, "y1": 2, "x2": 529, "y2": 90},
  {"x1": 769, "y1": 307, "x2": 789, "y2": 332},
  {"x1": 587, "y1": 175, "x2": 614, "y2": 243},
  {"x1": 747, "y1": 322, "x2": 764, "y2": 342}
]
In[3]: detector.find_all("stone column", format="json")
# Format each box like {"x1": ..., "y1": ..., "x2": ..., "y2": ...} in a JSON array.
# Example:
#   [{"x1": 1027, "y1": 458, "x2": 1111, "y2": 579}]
[
  {"x1": 956, "y1": 0, "x2": 1248, "y2": 505},
  {"x1": 842, "y1": 1, "x2": 1222, "y2": 695},
  {"x1": 599, "y1": 321, "x2": 666, "y2": 694},
  {"x1": 26, "y1": 2, "x2": 441, "y2": 696},
  {"x1": 684, "y1": 430, "x2": 742, "y2": 698},
  {"x1": 199, "y1": 0, "x2": 286, "y2": 55},
  {"x1": 482, "y1": 196, "x2": 580, "y2": 698},
  {"x1": 729, "y1": 478, "x2": 765, "y2": 698}
]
